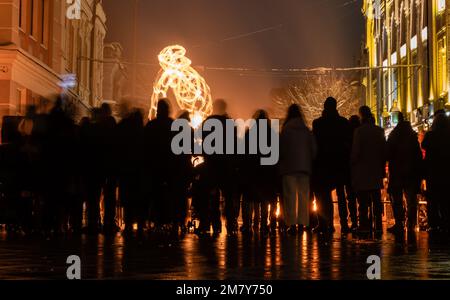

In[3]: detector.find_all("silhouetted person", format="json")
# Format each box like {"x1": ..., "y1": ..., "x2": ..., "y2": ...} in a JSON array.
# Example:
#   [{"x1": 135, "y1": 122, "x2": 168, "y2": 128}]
[
  {"x1": 117, "y1": 107, "x2": 145, "y2": 233},
  {"x1": 280, "y1": 105, "x2": 317, "y2": 234},
  {"x1": 171, "y1": 111, "x2": 194, "y2": 232},
  {"x1": 351, "y1": 106, "x2": 386, "y2": 233},
  {"x1": 241, "y1": 110, "x2": 279, "y2": 234},
  {"x1": 201, "y1": 99, "x2": 240, "y2": 234},
  {"x1": 99, "y1": 103, "x2": 118, "y2": 233},
  {"x1": 1, "y1": 110, "x2": 34, "y2": 233},
  {"x1": 144, "y1": 99, "x2": 175, "y2": 228},
  {"x1": 347, "y1": 115, "x2": 361, "y2": 230},
  {"x1": 422, "y1": 111, "x2": 450, "y2": 232},
  {"x1": 312, "y1": 97, "x2": 352, "y2": 233},
  {"x1": 387, "y1": 112, "x2": 423, "y2": 233},
  {"x1": 78, "y1": 116, "x2": 93, "y2": 232},
  {"x1": 44, "y1": 96, "x2": 78, "y2": 234},
  {"x1": 16, "y1": 105, "x2": 39, "y2": 232},
  {"x1": 83, "y1": 105, "x2": 117, "y2": 234},
  {"x1": 0, "y1": 134, "x2": 20, "y2": 232},
  {"x1": 65, "y1": 117, "x2": 90, "y2": 234}
]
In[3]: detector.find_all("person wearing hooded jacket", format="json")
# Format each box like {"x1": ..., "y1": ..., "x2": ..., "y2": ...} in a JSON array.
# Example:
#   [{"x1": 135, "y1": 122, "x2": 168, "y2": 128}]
[
  {"x1": 387, "y1": 112, "x2": 423, "y2": 233},
  {"x1": 312, "y1": 97, "x2": 352, "y2": 233},
  {"x1": 279, "y1": 104, "x2": 317, "y2": 234}
]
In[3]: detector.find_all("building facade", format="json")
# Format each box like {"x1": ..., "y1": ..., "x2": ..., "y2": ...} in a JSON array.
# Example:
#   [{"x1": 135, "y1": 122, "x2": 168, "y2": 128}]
[
  {"x1": 0, "y1": 0, "x2": 106, "y2": 123},
  {"x1": 363, "y1": 0, "x2": 450, "y2": 129},
  {"x1": 102, "y1": 42, "x2": 127, "y2": 110}
]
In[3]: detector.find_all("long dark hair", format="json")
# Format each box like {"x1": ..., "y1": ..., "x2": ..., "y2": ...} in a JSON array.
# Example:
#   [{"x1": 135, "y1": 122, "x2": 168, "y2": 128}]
[
  {"x1": 431, "y1": 112, "x2": 450, "y2": 132},
  {"x1": 284, "y1": 104, "x2": 305, "y2": 127},
  {"x1": 253, "y1": 109, "x2": 268, "y2": 120},
  {"x1": 359, "y1": 105, "x2": 375, "y2": 125}
]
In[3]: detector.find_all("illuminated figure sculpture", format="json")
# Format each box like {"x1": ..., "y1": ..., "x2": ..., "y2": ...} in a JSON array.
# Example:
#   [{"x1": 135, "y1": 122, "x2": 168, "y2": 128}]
[{"x1": 150, "y1": 45, "x2": 213, "y2": 126}]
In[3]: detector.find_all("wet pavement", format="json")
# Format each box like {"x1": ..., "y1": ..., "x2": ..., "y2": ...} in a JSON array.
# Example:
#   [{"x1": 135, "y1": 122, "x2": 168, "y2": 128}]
[{"x1": 1, "y1": 227, "x2": 450, "y2": 280}]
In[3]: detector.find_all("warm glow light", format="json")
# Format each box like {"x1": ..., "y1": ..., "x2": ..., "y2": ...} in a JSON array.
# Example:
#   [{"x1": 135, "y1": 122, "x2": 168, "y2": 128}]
[
  {"x1": 191, "y1": 112, "x2": 203, "y2": 129},
  {"x1": 313, "y1": 199, "x2": 318, "y2": 212},
  {"x1": 391, "y1": 52, "x2": 397, "y2": 65},
  {"x1": 422, "y1": 27, "x2": 428, "y2": 41},
  {"x1": 133, "y1": 223, "x2": 138, "y2": 231},
  {"x1": 411, "y1": 35, "x2": 417, "y2": 51},
  {"x1": 276, "y1": 201, "x2": 281, "y2": 218},
  {"x1": 192, "y1": 156, "x2": 205, "y2": 168},
  {"x1": 438, "y1": 0, "x2": 446, "y2": 12},
  {"x1": 400, "y1": 44, "x2": 407, "y2": 58},
  {"x1": 150, "y1": 45, "x2": 213, "y2": 122}
]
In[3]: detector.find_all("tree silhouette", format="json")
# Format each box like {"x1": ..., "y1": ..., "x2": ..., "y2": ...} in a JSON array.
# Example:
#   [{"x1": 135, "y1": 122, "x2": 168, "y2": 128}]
[{"x1": 272, "y1": 72, "x2": 361, "y2": 127}]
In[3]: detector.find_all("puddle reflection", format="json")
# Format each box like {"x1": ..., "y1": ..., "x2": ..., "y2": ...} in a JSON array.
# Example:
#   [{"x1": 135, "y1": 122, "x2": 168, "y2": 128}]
[{"x1": 0, "y1": 228, "x2": 449, "y2": 280}]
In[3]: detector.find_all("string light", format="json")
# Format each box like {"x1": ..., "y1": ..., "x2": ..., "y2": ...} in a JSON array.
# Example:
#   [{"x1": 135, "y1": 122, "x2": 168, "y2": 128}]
[{"x1": 150, "y1": 45, "x2": 213, "y2": 126}]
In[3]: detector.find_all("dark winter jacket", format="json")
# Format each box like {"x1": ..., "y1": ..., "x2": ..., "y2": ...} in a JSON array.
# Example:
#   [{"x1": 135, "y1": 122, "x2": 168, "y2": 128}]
[
  {"x1": 422, "y1": 117, "x2": 450, "y2": 187},
  {"x1": 312, "y1": 110, "x2": 351, "y2": 188},
  {"x1": 351, "y1": 122, "x2": 387, "y2": 192},
  {"x1": 387, "y1": 121, "x2": 423, "y2": 191}
]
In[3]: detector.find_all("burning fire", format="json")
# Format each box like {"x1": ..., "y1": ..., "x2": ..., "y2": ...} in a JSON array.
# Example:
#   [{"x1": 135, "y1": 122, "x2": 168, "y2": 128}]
[{"x1": 191, "y1": 111, "x2": 204, "y2": 129}]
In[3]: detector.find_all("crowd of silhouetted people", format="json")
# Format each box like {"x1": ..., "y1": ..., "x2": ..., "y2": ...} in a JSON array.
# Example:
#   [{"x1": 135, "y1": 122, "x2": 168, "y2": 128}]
[{"x1": 1, "y1": 95, "x2": 450, "y2": 238}]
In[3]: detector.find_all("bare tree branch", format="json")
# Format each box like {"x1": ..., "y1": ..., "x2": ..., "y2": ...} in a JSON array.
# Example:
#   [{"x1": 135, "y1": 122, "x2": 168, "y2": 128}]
[{"x1": 272, "y1": 73, "x2": 360, "y2": 127}]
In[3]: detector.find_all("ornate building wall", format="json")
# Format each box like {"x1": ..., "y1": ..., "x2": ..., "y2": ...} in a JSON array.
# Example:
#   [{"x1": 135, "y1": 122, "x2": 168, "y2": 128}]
[
  {"x1": 0, "y1": 0, "x2": 106, "y2": 123},
  {"x1": 363, "y1": 0, "x2": 450, "y2": 129},
  {"x1": 102, "y1": 42, "x2": 127, "y2": 110}
]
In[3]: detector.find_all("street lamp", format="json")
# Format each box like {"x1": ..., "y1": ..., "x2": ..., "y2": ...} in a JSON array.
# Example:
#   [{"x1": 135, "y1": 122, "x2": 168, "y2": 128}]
[
  {"x1": 382, "y1": 104, "x2": 391, "y2": 128},
  {"x1": 390, "y1": 100, "x2": 400, "y2": 126}
]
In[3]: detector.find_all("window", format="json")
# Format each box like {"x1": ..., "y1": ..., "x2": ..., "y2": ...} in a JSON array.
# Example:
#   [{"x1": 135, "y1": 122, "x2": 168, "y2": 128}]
[
  {"x1": 40, "y1": 0, "x2": 48, "y2": 45},
  {"x1": 384, "y1": 72, "x2": 389, "y2": 108},
  {"x1": 438, "y1": 0, "x2": 446, "y2": 13},
  {"x1": 391, "y1": 52, "x2": 397, "y2": 65},
  {"x1": 30, "y1": 0, "x2": 34, "y2": 36},
  {"x1": 16, "y1": 89, "x2": 25, "y2": 115},
  {"x1": 393, "y1": 70, "x2": 398, "y2": 104},
  {"x1": 437, "y1": 37, "x2": 447, "y2": 96},
  {"x1": 421, "y1": 27, "x2": 428, "y2": 41},
  {"x1": 411, "y1": 35, "x2": 417, "y2": 51},
  {"x1": 400, "y1": 44, "x2": 407, "y2": 58},
  {"x1": 19, "y1": 0, "x2": 23, "y2": 29}
]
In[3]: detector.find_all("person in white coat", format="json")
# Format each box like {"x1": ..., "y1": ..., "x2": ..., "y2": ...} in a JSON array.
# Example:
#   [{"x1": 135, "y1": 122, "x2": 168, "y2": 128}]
[{"x1": 279, "y1": 104, "x2": 317, "y2": 234}]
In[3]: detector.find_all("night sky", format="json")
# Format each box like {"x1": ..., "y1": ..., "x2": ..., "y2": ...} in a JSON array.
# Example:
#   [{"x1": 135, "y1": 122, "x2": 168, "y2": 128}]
[{"x1": 103, "y1": 0, "x2": 364, "y2": 118}]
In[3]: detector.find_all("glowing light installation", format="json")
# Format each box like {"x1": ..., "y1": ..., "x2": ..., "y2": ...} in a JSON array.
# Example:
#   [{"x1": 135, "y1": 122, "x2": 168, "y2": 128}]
[{"x1": 150, "y1": 45, "x2": 213, "y2": 125}]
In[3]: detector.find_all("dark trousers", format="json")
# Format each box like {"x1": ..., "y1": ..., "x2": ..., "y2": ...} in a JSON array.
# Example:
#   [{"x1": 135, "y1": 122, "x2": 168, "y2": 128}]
[
  {"x1": 347, "y1": 186, "x2": 358, "y2": 227},
  {"x1": 103, "y1": 176, "x2": 117, "y2": 230},
  {"x1": 335, "y1": 185, "x2": 348, "y2": 228},
  {"x1": 242, "y1": 201, "x2": 271, "y2": 229},
  {"x1": 220, "y1": 182, "x2": 240, "y2": 232},
  {"x1": 68, "y1": 197, "x2": 83, "y2": 232},
  {"x1": 86, "y1": 177, "x2": 102, "y2": 231},
  {"x1": 120, "y1": 173, "x2": 145, "y2": 230},
  {"x1": 44, "y1": 178, "x2": 68, "y2": 232},
  {"x1": 149, "y1": 177, "x2": 172, "y2": 225},
  {"x1": 427, "y1": 183, "x2": 450, "y2": 230},
  {"x1": 86, "y1": 175, "x2": 116, "y2": 231},
  {"x1": 315, "y1": 188, "x2": 334, "y2": 230},
  {"x1": 197, "y1": 187, "x2": 221, "y2": 233},
  {"x1": 390, "y1": 185, "x2": 418, "y2": 228},
  {"x1": 242, "y1": 186, "x2": 276, "y2": 231},
  {"x1": 172, "y1": 181, "x2": 189, "y2": 226},
  {"x1": 242, "y1": 194, "x2": 258, "y2": 229},
  {"x1": 357, "y1": 190, "x2": 382, "y2": 231}
]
